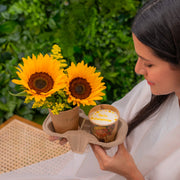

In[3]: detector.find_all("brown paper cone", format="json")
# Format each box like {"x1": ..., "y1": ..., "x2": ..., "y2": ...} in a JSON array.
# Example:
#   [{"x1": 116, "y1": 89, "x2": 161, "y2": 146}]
[{"x1": 49, "y1": 106, "x2": 80, "y2": 134}]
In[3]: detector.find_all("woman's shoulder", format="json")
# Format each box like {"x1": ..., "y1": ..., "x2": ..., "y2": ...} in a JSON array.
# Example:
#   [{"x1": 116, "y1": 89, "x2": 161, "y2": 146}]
[
  {"x1": 127, "y1": 79, "x2": 150, "y2": 95},
  {"x1": 112, "y1": 80, "x2": 151, "y2": 120},
  {"x1": 113, "y1": 79, "x2": 151, "y2": 106}
]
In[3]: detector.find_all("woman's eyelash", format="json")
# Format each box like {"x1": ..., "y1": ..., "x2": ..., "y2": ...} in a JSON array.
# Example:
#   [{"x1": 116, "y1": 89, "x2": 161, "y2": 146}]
[
  {"x1": 137, "y1": 57, "x2": 153, "y2": 67},
  {"x1": 144, "y1": 64, "x2": 153, "y2": 68}
]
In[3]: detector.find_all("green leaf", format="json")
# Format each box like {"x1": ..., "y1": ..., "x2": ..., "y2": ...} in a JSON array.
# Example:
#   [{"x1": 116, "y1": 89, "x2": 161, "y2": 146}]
[
  {"x1": 0, "y1": 38, "x2": 6, "y2": 44},
  {"x1": 48, "y1": 18, "x2": 57, "y2": 29},
  {"x1": 6, "y1": 100, "x2": 16, "y2": 113},
  {"x1": 0, "y1": 101, "x2": 9, "y2": 111},
  {"x1": 9, "y1": 91, "x2": 27, "y2": 97},
  {"x1": 0, "y1": 5, "x2": 7, "y2": 12},
  {"x1": 80, "y1": 105, "x2": 94, "y2": 115},
  {"x1": 0, "y1": 21, "x2": 18, "y2": 33}
]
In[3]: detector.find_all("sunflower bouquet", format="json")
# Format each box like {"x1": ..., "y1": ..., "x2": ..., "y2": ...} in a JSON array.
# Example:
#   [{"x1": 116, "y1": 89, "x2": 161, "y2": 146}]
[{"x1": 12, "y1": 45, "x2": 106, "y2": 115}]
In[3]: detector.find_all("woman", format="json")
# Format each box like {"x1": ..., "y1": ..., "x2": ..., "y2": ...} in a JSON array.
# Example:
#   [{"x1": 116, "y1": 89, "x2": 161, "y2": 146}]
[{"x1": 92, "y1": 0, "x2": 180, "y2": 179}]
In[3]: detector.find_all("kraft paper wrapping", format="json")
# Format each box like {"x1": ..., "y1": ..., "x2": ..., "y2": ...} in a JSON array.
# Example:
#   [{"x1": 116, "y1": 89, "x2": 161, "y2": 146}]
[
  {"x1": 43, "y1": 109, "x2": 128, "y2": 154},
  {"x1": 49, "y1": 106, "x2": 80, "y2": 134}
]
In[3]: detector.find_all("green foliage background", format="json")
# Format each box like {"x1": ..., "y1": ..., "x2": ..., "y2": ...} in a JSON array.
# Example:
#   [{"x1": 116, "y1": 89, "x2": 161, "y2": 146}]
[{"x1": 0, "y1": 0, "x2": 144, "y2": 124}]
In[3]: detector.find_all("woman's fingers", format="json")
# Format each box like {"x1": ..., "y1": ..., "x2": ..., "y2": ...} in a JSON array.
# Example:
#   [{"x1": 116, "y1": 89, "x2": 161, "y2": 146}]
[
  {"x1": 59, "y1": 138, "x2": 68, "y2": 145},
  {"x1": 49, "y1": 136, "x2": 60, "y2": 141},
  {"x1": 91, "y1": 144, "x2": 127, "y2": 171},
  {"x1": 116, "y1": 143, "x2": 126, "y2": 155},
  {"x1": 91, "y1": 144, "x2": 109, "y2": 170}
]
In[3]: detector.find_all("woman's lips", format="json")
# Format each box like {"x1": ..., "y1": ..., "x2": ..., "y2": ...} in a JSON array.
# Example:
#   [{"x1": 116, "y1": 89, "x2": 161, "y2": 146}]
[{"x1": 147, "y1": 80, "x2": 155, "y2": 86}]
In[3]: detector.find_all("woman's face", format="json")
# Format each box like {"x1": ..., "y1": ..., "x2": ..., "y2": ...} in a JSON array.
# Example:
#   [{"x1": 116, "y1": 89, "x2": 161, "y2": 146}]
[{"x1": 133, "y1": 33, "x2": 180, "y2": 98}]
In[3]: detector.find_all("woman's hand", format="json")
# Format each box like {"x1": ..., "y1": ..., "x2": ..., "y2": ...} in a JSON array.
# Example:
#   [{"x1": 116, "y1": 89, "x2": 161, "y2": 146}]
[
  {"x1": 49, "y1": 136, "x2": 68, "y2": 145},
  {"x1": 91, "y1": 144, "x2": 144, "y2": 180}
]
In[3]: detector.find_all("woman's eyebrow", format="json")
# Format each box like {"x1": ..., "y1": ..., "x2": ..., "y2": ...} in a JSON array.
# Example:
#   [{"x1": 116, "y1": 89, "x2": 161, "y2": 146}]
[{"x1": 136, "y1": 53, "x2": 150, "y2": 61}]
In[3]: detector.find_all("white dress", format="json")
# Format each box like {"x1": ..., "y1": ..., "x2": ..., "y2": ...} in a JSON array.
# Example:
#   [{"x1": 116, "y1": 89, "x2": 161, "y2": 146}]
[{"x1": 1, "y1": 80, "x2": 180, "y2": 180}]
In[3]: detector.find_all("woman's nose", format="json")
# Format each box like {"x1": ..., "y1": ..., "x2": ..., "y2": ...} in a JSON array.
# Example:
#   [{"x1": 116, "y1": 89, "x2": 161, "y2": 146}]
[{"x1": 135, "y1": 59, "x2": 146, "y2": 75}]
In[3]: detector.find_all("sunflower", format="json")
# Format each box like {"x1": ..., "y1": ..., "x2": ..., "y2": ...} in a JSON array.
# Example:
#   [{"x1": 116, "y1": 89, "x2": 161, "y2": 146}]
[
  {"x1": 65, "y1": 61, "x2": 106, "y2": 106},
  {"x1": 12, "y1": 53, "x2": 67, "y2": 102}
]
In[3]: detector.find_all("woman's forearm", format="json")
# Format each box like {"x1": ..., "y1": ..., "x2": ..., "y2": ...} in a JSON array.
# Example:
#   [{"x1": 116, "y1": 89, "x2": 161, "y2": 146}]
[{"x1": 125, "y1": 167, "x2": 144, "y2": 180}]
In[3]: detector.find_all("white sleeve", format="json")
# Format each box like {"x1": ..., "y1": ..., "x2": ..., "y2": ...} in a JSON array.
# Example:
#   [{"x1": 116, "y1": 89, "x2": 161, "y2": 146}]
[{"x1": 112, "y1": 80, "x2": 152, "y2": 123}]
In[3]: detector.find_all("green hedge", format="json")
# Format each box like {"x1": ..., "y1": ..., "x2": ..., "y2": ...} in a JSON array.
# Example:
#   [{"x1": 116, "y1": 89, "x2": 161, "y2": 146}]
[{"x1": 0, "y1": 0, "x2": 143, "y2": 124}]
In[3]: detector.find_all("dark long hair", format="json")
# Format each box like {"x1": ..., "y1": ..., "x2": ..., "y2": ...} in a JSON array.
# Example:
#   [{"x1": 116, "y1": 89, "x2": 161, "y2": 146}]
[{"x1": 128, "y1": 0, "x2": 180, "y2": 135}]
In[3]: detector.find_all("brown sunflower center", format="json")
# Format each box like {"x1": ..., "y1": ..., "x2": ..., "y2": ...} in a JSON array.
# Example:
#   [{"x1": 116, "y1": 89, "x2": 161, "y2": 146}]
[
  {"x1": 69, "y1": 77, "x2": 91, "y2": 99},
  {"x1": 28, "y1": 72, "x2": 54, "y2": 94}
]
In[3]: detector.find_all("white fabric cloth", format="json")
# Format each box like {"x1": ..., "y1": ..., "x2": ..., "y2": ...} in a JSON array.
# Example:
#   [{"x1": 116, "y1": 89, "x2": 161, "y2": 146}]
[
  {"x1": 113, "y1": 80, "x2": 180, "y2": 180},
  {"x1": 1, "y1": 80, "x2": 180, "y2": 180}
]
